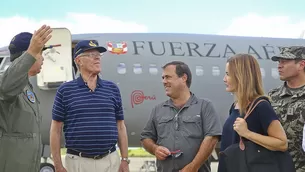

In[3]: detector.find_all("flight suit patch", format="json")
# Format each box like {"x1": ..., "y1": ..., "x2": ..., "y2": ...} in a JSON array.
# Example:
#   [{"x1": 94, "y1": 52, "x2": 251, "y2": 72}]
[{"x1": 26, "y1": 90, "x2": 35, "y2": 103}]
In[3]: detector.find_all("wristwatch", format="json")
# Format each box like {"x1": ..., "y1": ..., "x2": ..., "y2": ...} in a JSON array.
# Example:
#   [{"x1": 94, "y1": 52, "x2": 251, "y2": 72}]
[{"x1": 121, "y1": 157, "x2": 130, "y2": 164}]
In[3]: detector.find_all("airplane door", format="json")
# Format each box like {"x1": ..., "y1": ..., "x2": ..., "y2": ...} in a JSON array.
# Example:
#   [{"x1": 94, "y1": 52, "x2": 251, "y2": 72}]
[{"x1": 37, "y1": 28, "x2": 73, "y2": 90}]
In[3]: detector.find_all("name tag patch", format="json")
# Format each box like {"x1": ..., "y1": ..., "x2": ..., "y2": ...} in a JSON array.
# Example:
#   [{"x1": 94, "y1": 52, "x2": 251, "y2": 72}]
[{"x1": 287, "y1": 107, "x2": 294, "y2": 116}]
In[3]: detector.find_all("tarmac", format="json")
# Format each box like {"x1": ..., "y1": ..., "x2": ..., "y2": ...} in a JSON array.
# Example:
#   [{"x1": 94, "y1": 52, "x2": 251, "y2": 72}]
[
  {"x1": 45, "y1": 156, "x2": 219, "y2": 172},
  {"x1": 128, "y1": 157, "x2": 219, "y2": 172}
]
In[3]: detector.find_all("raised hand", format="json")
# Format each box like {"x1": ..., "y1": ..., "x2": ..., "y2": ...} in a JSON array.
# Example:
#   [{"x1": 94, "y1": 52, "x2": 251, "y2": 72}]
[{"x1": 27, "y1": 25, "x2": 52, "y2": 58}]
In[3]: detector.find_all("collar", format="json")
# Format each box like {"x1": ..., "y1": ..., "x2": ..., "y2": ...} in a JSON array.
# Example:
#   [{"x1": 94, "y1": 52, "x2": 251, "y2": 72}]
[
  {"x1": 163, "y1": 92, "x2": 198, "y2": 108},
  {"x1": 278, "y1": 82, "x2": 290, "y2": 97},
  {"x1": 77, "y1": 74, "x2": 103, "y2": 87},
  {"x1": 279, "y1": 82, "x2": 305, "y2": 97}
]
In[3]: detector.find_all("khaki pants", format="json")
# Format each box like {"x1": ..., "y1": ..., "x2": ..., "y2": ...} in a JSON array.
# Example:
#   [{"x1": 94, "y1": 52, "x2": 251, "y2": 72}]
[{"x1": 64, "y1": 151, "x2": 120, "y2": 172}]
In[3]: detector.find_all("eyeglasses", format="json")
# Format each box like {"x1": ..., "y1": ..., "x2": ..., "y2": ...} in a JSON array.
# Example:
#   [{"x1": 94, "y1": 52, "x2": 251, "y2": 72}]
[
  {"x1": 79, "y1": 52, "x2": 103, "y2": 58},
  {"x1": 167, "y1": 150, "x2": 183, "y2": 158}
]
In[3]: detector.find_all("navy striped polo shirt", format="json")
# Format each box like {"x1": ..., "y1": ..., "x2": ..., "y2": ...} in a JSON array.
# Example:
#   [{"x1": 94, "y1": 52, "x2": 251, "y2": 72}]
[{"x1": 52, "y1": 75, "x2": 124, "y2": 155}]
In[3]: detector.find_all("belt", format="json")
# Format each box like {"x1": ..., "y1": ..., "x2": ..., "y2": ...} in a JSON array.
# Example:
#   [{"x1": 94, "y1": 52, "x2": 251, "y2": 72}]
[{"x1": 67, "y1": 146, "x2": 116, "y2": 159}]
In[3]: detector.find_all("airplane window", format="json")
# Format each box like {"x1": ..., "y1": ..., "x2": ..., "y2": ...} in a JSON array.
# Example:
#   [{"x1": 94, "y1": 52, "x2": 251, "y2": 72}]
[
  {"x1": 260, "y1": 68, "x2": 265, "y2": 78},
  {"x1": 117, "y1": 63, "x2": 126, "y2": 74},
  {"x1": 212, "y1": 66, "x2": 220, "y2": 76},
  {"x1": 149, "y1": 64, "x2": 158, "y2": 75},
  {"x1": 133, "y1": 63, "x2": 142, "y2": 74},
  {"x1": 271, "y1": 68, "x2": 279, "y2": 79},
  {"x1": 196, "y1": 66, "x2": 204, "y2": 76}
]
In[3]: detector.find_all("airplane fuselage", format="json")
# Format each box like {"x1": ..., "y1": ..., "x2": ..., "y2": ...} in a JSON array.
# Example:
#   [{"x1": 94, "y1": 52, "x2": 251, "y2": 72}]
[{"x1": 1, "y1": 32, "x2": 305, "y2": 152}]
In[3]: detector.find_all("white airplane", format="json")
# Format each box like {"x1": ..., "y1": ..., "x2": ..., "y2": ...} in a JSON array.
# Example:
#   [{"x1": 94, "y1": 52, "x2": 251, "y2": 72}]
[{"x1": 0, "y1": 28, "x2": 304, "y2": 172}]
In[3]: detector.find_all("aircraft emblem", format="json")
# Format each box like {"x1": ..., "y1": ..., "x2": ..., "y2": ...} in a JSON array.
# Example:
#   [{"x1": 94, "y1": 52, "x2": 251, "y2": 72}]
[
  {"x1": 131, "y1": 90, "x2": 156, "y2": 108},
  {"x1": 89, "y1": 41, "x2": 97, "y2": 47},
  {"x1": 107, "y1": 42, "x2": 127, "y2": 55},
  {"x1": 26, "y1": 90, "x2": 35, "y2": 103}
]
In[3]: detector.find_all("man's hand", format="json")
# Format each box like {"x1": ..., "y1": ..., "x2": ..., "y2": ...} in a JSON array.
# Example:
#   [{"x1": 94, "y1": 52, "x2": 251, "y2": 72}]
[
  {"x1": 55, "y1": 165, "x2": 67, "y2": 172},
  {"x1": 27, "y1": 25, "x2": 52, "y2": 58},
  {"x1": 179, "y1": 162, "x2": 199, "y2": 172},
  {"x1": 154, "y1": 145, "x2": 171, "y2": 160},
  {"x1": 119, "y1": 160, "x2": 129, "y2": 172}
]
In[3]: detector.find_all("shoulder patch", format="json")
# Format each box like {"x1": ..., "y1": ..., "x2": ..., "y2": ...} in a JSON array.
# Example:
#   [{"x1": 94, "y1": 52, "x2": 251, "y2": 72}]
[{"x1": 26, "y1": 90, "x2": 35, "y2": 103}]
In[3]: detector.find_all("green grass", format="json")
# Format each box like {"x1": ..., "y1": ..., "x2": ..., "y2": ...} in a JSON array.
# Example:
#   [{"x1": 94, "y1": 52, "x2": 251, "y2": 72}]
[
  {"x1": 126, "y1": 148, "x2": 154, "y2": 157},
  {"x1": 61, "y1": 148, "x2": 67, "y2": 155},
  {"x1": 60, "y1": 147, "x2": 154, "y2": 157}
]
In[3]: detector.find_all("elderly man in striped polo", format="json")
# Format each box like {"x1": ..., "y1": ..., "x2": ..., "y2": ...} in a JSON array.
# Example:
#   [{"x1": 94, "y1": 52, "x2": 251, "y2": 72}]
[{"x1": 50, "y1": 40, "x2": 129, "y2": 172}]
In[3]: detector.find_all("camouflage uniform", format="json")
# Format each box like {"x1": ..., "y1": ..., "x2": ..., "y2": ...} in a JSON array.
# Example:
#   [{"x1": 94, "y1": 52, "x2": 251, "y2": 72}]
[{"x1": 268, "y1": 46, "x2": 305, "y2": 172}]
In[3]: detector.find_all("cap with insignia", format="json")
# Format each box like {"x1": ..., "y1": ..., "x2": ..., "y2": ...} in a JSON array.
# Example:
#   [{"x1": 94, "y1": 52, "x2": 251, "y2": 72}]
[
  {"x1": 73, "y1": 40, "x2": 107, "y2": 59},
  {"x1": 8, "y1": 32, "x2": 33, "y2": 62},
  {"x1": 8, "y1": 32, "x2": 55, "y2": 62},
  {"x1": 271, "y1": 46, "x2": 305, "y2": 61}
]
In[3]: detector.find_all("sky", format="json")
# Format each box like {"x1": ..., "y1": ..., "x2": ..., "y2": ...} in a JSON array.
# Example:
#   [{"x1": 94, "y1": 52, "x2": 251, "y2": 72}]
[{"x1": 1, "y1": 0, "x2": 305, "y2": 47}]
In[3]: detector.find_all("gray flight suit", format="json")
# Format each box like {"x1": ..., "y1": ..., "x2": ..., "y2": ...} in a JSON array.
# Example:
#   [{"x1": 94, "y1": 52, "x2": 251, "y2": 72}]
[{"x1": 0, "y1": 52, "x2": 42, "y2": 172}]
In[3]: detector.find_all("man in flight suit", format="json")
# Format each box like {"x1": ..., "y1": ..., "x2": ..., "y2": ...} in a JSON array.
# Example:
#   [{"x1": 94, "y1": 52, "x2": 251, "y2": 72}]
[{"x1": 0, "y1": 25, "x2": 52, "y2": 172}]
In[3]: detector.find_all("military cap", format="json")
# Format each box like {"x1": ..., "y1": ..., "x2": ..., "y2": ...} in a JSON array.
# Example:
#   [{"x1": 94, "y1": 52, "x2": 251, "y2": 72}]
[
  {"x1": 8, "y1": 32, "x2": 53, "y2": 62},
  {"x1": 271, "y1": 46, "x2": 305, "y2": 61},
  {"x1": 73, "y1": 40, "x2": 107, "y2": 59},
  {"x1": 8, "y1": 32, "x2": 33, "y2": 62}
]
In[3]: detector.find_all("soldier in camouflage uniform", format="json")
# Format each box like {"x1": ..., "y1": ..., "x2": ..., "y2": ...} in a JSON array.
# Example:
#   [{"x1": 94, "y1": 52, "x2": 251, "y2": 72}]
[{"x1": 268, "y1": 46, "x2": 305, "y2": 172}]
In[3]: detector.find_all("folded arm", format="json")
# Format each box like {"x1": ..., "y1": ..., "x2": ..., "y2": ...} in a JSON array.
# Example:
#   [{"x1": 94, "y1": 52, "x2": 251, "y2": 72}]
[
  {"x1": 245, "y1": 120, "x2": 288, "y2": 152},
  {"x1": 243, "y1": 101, "x2": 288, "y2": 152}
]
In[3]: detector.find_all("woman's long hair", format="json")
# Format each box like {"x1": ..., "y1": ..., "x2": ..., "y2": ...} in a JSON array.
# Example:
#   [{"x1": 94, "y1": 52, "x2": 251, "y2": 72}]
[{"x1": 227, "y1": 53, "x2": 266, "y2": 115}]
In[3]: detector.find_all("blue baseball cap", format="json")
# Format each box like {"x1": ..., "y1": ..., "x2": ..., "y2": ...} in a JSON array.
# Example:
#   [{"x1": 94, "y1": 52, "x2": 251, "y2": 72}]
[
  {"x1": 8, "y1": 32, "x2": 33, "y2": 62},
  {"x1": 73, "y1": 40, "x2": 107, "y2": 59},
  {"x1": 8, "y1": 32, "x2": 51, "y2": 62}
]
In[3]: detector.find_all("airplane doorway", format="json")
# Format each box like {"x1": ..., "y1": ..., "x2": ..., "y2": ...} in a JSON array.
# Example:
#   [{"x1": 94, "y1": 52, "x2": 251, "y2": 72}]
[
  {"x1": 37, "y1": 28, "x2": 74, "y2": 90},
  {"x1": 71, "y1": 40, "x2": 79, "y2": 77}
]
